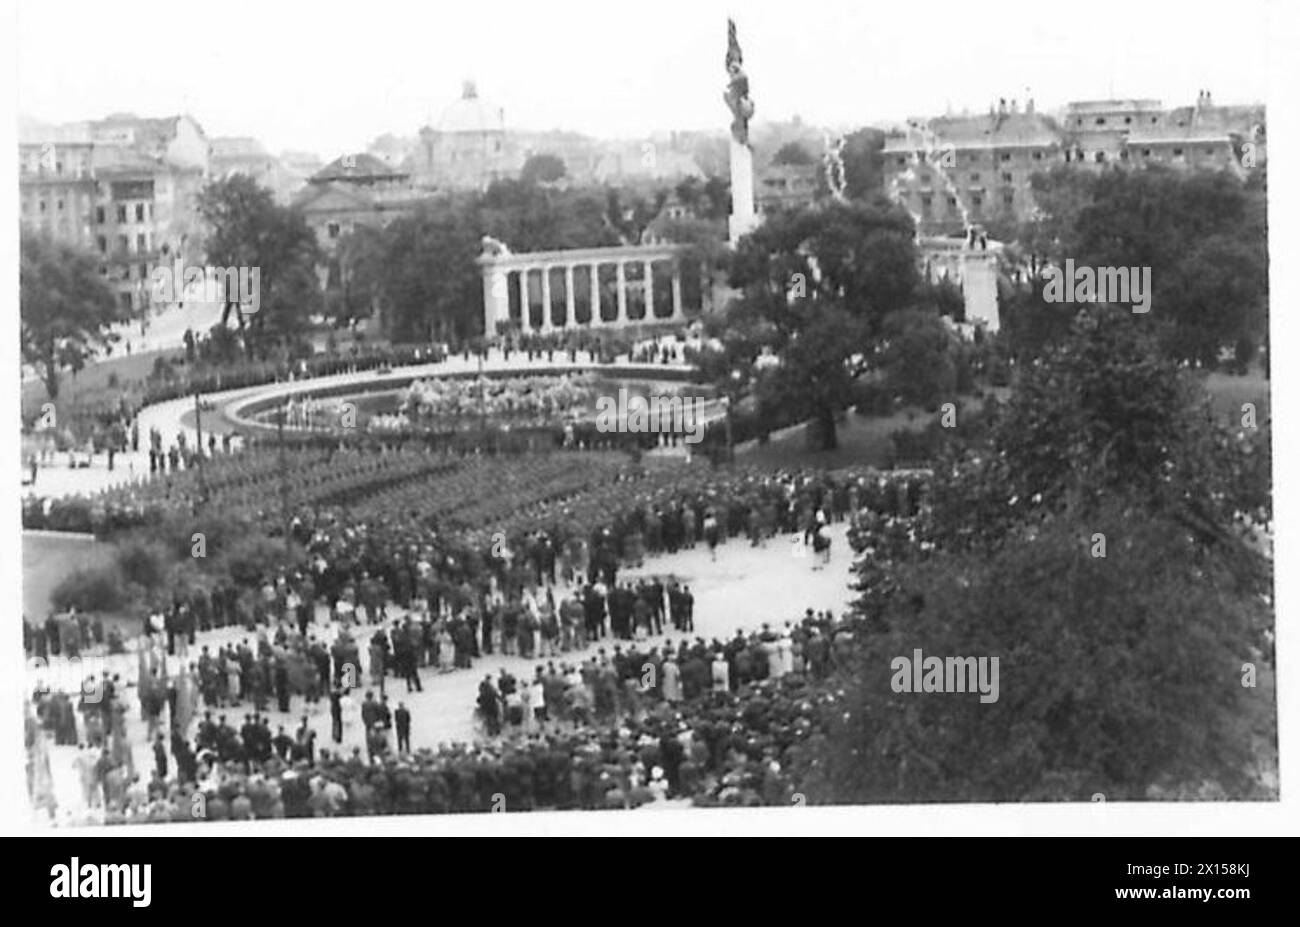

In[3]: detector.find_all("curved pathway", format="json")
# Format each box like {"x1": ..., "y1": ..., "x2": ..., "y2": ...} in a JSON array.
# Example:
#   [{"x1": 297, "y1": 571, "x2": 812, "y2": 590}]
[{"x1": 28, "y1": 347, "x2": 693, "y2": 500}]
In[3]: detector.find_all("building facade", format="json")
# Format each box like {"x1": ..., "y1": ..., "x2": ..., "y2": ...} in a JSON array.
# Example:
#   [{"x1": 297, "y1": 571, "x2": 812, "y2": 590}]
[
  {"x1": 883, "y1": 93, "x2": 1265, "y2": 237},
  {"x1": 292, "y1": 153, "x2": 435, "y2": 255},
  {"x1": 19, "y1": 113, "x2": 212, "y2": 313}
]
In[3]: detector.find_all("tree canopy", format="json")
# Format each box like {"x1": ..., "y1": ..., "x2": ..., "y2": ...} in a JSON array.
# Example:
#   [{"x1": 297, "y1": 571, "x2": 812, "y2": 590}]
[{"x1": 20, "y1": 232, "x2": 126, "y2": 401}]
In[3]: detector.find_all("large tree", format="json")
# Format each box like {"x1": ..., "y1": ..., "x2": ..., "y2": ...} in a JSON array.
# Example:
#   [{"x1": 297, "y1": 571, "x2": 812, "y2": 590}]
[
  {"x1": 196, "y1": 175, "x2": 323, "y2": 342},
  {"x1": 797, "y1": 306, "x2": 1274, "y2": 802},
  {"x1": 1008, "y1": 165, "x2": 1268, "y2": 367},
  {"x1": 368, "y1": 201, "x2": 483, "y2": 343},
  {"x1": 20, "y1": 233, "x2": 125, "y2": 401},
  {"x1": 519, "y1": 153, "x2": 567, "y2": 186},
  {"x1": 717, "y1": 198, "x2": 924, "y2": 449}
]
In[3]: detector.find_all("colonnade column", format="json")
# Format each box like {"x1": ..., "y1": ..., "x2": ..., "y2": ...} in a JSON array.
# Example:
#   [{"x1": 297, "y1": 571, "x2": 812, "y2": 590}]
[
  {"x1": 540, "y1": 266, "x2": 553, "y2": 333},
  {"x1": 517, "y1": 269, "x2": 531, "y2": 333},
  {"x1": 590, "y1": 263, "x2": 602, "y2": 326},
  {"x1": 643, "y1": 261, "x2": 654, "y2": 323},
  {"x1": 616, "y1": 261, "x2": 628, "y2": 325},
  {"x1": 564, "y1": 265, "x2": 576, "y2": 328}
]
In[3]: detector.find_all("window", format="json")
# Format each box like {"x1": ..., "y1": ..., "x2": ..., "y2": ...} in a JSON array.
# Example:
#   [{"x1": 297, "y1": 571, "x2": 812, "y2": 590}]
[
  {"x1": 897, "y1": 156, "x2": 907, "y2": 166},
  {"x1": 99, "y1": 265, "x2": 108, "y2": 277},
  {"x1": 1120, "y1": 150, "x2": 1129, "y2": 160},
  {"x1": 137, "y1": 233, "x2": 146, "y2": 251},
  {"x1": 118, "y1": 234, "x2": 128, "y2": 253},
  {"x1": 1001, "y1": 172, "x2": 1013, "y2": 183},
  {"x1": 919, "y1": 173, "x2": 931, "y2": 184},
  {"x1": 1076, "y1": 118, "x2": 1083, "y2": 126},
  {"x1": 96, "y1": 206, "x2": 105, "y2": 224},
  {"x1": 1000, "y1": 152, "x2": 1011, "y2": 161},
  {"x1": 1032, "y1": 150, "x2": 1043, "y2": 160},
  {"x1": 946, "y1": 195, "x2": 957, "y2": 206},
  {"x1": 97, "y1": 235, "x2": 107, "y2": 253},
  {"x1": 39, "y1": 200, "x2": 47, "y2": 212},
  {"x1": 327, "y1": 223, "x2": 341, "y2": 239},
  {"x1": 1095, "y1": 117, "x2": 1106, "y2": 125},
  {"x1": 970, "y1": 172, "x2": 980, "y2": 181},
  {"x1": 56, "y1": 199, "x2": 64, "y2": 210},
  {"x1": 56, "y1": 161, "x2": 63, "y2": 174},
  {"x1": 135, "y1": 204, "x2": 145, "y2": 222},
  {"x1": 1124, "y1": 116, "x2": 1132, "y2": 124},
  {"x1": 1095, "y1": 151, "x2": 1106, "y2": 163},
  {"x1": 119, "y1": 293, "x2": 132, "y2": 311},
  {"x1": 1172, "y1": 148, "x2": 1183, "y2": 156},
  {"x1": 1151, "y1": 117, "x2": 1158, "y2": 124},
  {"x1": 971, "y1": 194, "x2": 983, "y2": 207},
  {"x1": 140, "y1": 263, "x2": 149, "y2": 279},
  {"x1": 1205, "y1": 147, "x2": 1214, "y2": 155},
  {"x1": 1003, "y1": 192, "x2": 1014, "y2": 207},
  {"x1": 1141, "y1": 148, "x2": 1151, "y2": 157},
  {"x1": 116, "y1": 205, "x2": 127, "y2": 222}
]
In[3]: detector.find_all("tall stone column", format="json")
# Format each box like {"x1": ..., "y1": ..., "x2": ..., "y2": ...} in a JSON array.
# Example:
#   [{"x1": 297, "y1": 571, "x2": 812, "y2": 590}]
[
  {"x1": 590, "y1": 263, "x2": 602, "y2": 326},
  {"x1": 643, "y1": 261, "x2": 655, "y2": 322},
  {"x1": 671, "y1": 265, "x2": 683, "y2": 319},
  {"x1": 616, "y1": 261, "x2": 628, "y2": 325},
  {"x1": 540, "y1": 266, "x2": 553, "y2": 333},
  {"x1": 564, "y1": 264, "x2": 576, "y2": 328},
  {"x1": 517, "y1": 269, "x2": 531, "y2": 333}
]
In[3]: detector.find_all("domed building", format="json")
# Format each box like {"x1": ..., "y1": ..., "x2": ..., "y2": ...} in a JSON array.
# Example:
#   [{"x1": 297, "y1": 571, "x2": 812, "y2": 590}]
[{"x1": 413, "y1": 81, "x2": 515, "y2": 190}]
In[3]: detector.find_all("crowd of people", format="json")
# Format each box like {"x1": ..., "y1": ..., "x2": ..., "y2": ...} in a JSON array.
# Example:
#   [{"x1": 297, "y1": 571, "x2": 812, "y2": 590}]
[
  {"x1": 33, "y1": 601, "x2": 858, "y2": 822},
  {"x1": 25, "y1": 447, "x2": 931, "y2": 823}
]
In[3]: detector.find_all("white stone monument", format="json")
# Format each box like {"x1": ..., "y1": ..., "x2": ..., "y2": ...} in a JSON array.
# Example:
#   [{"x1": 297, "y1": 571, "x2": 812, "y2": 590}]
[{"x1": 723, "y1": 19, "x2": 758, "y2": 245}]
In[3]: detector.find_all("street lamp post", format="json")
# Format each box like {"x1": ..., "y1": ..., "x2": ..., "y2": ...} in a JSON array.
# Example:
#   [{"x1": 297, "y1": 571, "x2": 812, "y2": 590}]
[
  {"x1": 193, "y1": 389, "x2": 207, "y2": 505},
  {"x1": 278, "y1": 401, "x2": 291, "y2": 558}
]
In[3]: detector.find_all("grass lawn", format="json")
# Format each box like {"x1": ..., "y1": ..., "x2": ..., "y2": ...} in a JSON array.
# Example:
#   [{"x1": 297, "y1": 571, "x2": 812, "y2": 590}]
[
  {"x1": 21, "y1": 348, "x2": 175, "y2": 419},
  {"x1": 740, "y1": 391, "x2": 997, "y2": 470}
]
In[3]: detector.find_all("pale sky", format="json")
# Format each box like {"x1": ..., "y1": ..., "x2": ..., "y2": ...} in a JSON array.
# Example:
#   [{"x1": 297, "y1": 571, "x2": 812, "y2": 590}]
[{"x1": 14, "y1": 0, "x2": 1275, "y2": 160}]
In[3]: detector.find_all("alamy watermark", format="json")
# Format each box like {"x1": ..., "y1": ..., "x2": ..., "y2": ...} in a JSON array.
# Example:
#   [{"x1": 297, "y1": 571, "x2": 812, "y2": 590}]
[
  {"x1": 890, "y1": 648, "x2": 1000, "y2": 703},
  {"x1": 1042, "y1": 259, "x2": 1151, "y2": 314},
  {"x1": 151, "y1": 258, "x2": 261, "y2": 314},
  {"x1": 594, "y1": 387, "x2": 708, "y2": 445}
]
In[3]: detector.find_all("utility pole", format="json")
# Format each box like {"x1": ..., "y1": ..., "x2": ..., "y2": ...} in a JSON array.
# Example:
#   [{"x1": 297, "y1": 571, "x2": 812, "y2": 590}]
[
  {"x1": 478, "y1": 349, "x2": 487, "y2": 451},
  {"x1": 193, "y1": 389, "x2": 207, "y2": 505},
  {"x1": 279, "y1": 400, "x2": 291, "y2": 558}
]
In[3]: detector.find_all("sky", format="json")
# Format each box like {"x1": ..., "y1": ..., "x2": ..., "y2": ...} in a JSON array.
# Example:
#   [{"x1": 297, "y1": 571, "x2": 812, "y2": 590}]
[{"x1": 13, "y1": 0, "x2": 1277, "y2": 160}]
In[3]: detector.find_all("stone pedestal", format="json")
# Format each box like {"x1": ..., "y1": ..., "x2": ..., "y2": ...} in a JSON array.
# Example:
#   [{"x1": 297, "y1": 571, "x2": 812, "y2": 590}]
[{"x1": 728, "y1": 139, "x2": 758, "y2": 245}]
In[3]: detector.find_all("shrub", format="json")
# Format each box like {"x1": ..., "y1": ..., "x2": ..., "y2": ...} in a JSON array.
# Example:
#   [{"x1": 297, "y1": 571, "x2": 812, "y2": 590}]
[
  {"x1": 51, "y1": 565, "x2": 131, "y2": 613},
  {"x1": 115, "y1": 538, "x2": 169, "y2": 590}
]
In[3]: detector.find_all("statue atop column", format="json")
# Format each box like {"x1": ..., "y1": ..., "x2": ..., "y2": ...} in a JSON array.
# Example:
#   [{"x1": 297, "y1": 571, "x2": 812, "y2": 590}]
[{"x1": 723, "y1": 19, "x2": 755, "y2": 147}]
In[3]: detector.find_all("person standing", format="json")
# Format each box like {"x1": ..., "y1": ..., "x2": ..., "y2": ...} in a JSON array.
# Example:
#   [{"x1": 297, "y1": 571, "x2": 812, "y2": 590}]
[
  {"x1": 395, "y1": 702, "x2": 411, "y2": 754},
  {"x1": 662, "y1": 655, "x2": 682, "y2": 703},
  {"x1": 711, "y1": 652, "x2": 730, "y2": 693},
  {"x1": 152, "y1": 735, "x2": 168, "y2": 780},
  {"x1": 328, "y1": 686, "x2": 344, "y2": 744}
]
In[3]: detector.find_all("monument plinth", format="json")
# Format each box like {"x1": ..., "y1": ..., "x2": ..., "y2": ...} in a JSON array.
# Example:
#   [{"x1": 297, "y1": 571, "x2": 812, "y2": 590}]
[{"x1": 728, "y1": 143, "x2": 757, "y2": 243}]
